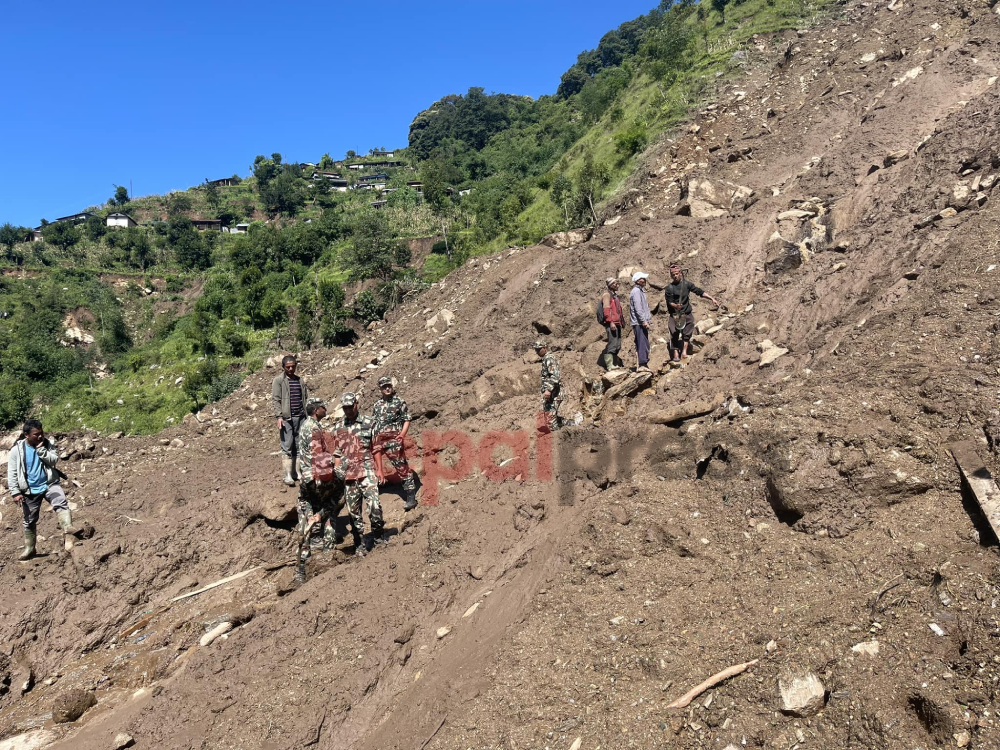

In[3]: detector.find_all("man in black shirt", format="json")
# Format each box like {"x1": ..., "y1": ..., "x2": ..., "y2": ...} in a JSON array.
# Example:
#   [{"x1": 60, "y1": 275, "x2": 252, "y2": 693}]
[{"x1": 664, "y1": 264, "x2": 720, "y2": 361}]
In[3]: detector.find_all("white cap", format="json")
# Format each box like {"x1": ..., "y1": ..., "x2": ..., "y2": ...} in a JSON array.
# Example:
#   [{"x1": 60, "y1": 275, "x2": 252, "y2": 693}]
[{"x1": 631, "y1": 271, "x2": 649, "y2": 283}]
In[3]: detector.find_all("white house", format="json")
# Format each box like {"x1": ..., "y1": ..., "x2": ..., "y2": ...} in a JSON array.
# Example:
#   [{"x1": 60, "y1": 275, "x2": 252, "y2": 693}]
[{"x1": 106, "y1": 212, "x2": 137, "y2": 228}]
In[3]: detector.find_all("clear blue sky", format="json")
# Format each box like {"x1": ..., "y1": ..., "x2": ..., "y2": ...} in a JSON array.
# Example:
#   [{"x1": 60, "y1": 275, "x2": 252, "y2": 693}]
[{"x1": 0, "y1": 1, "x2": 657, "y2": 228}]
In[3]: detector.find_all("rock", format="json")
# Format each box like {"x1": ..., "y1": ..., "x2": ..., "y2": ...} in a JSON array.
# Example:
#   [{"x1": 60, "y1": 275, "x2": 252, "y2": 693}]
[
  {"x1": 646, "y1": 394, "x2": 725, "y2": 425},
  {"x1": 939, "y1": 207, "x2": 958, "y2": 218},
  {"x1": 852, "y1": 641, "x2": 880, "y2": 657},
  {"x1": 52, "y1": 688, "x2": 97, "y2": 723},
  {"x1": 779, "y1": 672, "x2": 826, "y2": 717},
  {"x1": 170, "y1": 438, "x2": 184, "y2": 449},
  {"x1": 394, "y1": 624, "x2": 416, "y2": 644},
  {"x1": 200, "y1": 621, "x2": 233, "y2": 647},
  {"x1": 903, "y1": 267, "x2": 923, "y2": 280},
  {"x1": 605, "y1": 372, "x2": 653, "y2": 400},
  {"x1": 531, "y1": 319, "x2": 553, "y2": 335},
  {"x1": 705, "y1": 324, "x2": 724, "y2": 336},
  {"x1": 765, "y1": 233, "x2": 805, "y2": 274},
  {"x1": 462, "y1": 602, "x2": 480, "y2": 618},
  {"x1": 113, "y1": 733, "x2": 135, "y2": 749},
  {"x1": 609, "y1": 616, "x2": 624, "y2": 625},
  {"x1": 601, "y1": 369, "x2": 631, "y2": 389},
  {"x1": 425, "y1": 309, "x2": 455, "y2": 332},
  {"x1": 460, "y1": 363, "x2": 536, "y2": 418},
  {"x1": 569, "y1": 739, "x2": 582, "y2": 750},
  {"x1": 950, "y1": 184, "x2": 972, "y2": 209},
  {"x1": 436, "y1": 626, "x2": 451, "y2": 639},
  {"x1": 681, "y1": 176, "x2": 756, "y2": 218},
  {"x1": 955, "y1": 730, "x2": 971, "y2": 747},
  {"x1": 765, "y1": 640, "x2": 778, "y2": 653},
  {"x1": 0, "y1": 730, "x2": 58, "y2": 750},
  {"x1": 260, "y1": 495, "x2": 296, "y2": 525},
  {"x1": 756, "y1": 339, "x2": 775, "y2": 353},
  {"x1": 541, "y1": 228, "x2": 592, "y2": 249},
  {"x1": 777, "y1": 209, "x2": 815, "y2": 220},
  {"x1": 759, "y1": 347, "x2": 789, "y2": 368},
  {"x1": 469, "y1": 566, "x2": 484, "y2": 580},
  {"x1": 884, "y1": 149, "x2": 910, "y2": 167},
  {"x1": 694, "y1": 318, "x2": 716, "y2": 335}
]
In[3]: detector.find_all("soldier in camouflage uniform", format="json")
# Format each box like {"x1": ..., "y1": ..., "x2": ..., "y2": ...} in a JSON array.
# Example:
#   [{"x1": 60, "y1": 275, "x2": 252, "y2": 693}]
[
  {"x1": 372, "y1": 375, "x2": 418, "y2": 512},
  {"x1": 296, "y1": 398, "x2": 344, "y2": 564},
  {"x1": 332, "y1": 392, "x2": 385, "y2": 554},
  {"x1": 533, "y1": 340, "x2": 562, "y2": 431}
]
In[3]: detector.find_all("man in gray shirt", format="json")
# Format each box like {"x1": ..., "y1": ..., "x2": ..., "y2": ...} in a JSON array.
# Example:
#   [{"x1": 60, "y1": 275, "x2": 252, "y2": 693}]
[
  {"x1": 272, "y1": 355, "x2": 309, "y2": 486},
  {"x1": 629, "y1": 272, "x2": 652, "y2": 371}
]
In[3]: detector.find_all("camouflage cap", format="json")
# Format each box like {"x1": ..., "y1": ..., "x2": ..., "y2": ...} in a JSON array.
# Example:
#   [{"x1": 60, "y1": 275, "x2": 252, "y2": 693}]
[
  {"x1": 377, "y1": 376, "x2": 393, "y2": 388},
  {"x1": 306, "y1": 397, "x2": 326, "y2": 410},
  {"x1": 341, "y1": 392, "x2": 358, "y2": 406},
  {"x1": 532, "y1": 340, "x2": 547, "y2": 350}
]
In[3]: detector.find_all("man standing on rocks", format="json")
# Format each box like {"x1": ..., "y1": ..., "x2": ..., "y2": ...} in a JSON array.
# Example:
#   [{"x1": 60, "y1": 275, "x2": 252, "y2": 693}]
[
  {"x1": 372, "y1": 376, "x2": 418, "y2": 512},
  {"x1": 601, "y1": 278, "x2": 625, "y2": 371},
  {"x1": 332, "y1": 392, "x2": 384, "y2": 554},
  {"x1": 665, "y1": 263, "x2": 720, "y2": 362},
  {"x1": 296, "y1": 398, "x2": 344, "y2": 570},
  {"x1": 8, "y1": 419, "x2": 81, "y2": 560},
  {"x1": 272, "y1": 355, "x2": 309, "y2": 486},
  {"x1": 629, "y1": 272, "x2": 652, "y2": 372},
  {"x1": 533, "y1": 340, "x2": 562, "y2": 431}
]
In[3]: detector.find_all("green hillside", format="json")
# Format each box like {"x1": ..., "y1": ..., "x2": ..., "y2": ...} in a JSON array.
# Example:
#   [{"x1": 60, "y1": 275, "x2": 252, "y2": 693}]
[{"x1": 0, "y1": 0, "x2": 835, "y2": 435}]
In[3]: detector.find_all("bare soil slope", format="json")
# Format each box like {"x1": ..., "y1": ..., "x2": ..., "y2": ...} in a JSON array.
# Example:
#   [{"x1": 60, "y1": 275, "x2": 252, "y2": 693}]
[{"x1": 4, "y1": 1, "x2": 1000, "y2": 748}]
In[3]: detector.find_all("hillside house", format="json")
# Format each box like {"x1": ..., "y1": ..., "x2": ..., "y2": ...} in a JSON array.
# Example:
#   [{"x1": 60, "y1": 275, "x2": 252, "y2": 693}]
[
  {"x1": 207, "y1": 177, "x2": 238, "y2": 188},
  {"x1": 106, "y1": 212, "x2": 137, "y2": 228},
  {"x1": 31, "y1": 228, "x2": 43, "y2": 242},
  {"x1": 406, "y1": 181, "x2": 423, "y2": 194},
  {"x1": 346, "y1": 160, "x2": 403, "y2": 170},
  {"x1": 311, "y1": 171, "x2": 343, "y2": 180},
  {"x1": 224, "y1": 223, "x2": 250, "y2": 234},
  {"x1": 191, "y1": 218, "x2": 223, "y2": 232},
  {"x1": 312, "y1": 172, "x2": 349, "y2": 191},
  {"x1": 371, "y1": 150, "x2": 394, "y2": 158},
  {"x1": 370, "y1": 200, "x2": 387, "y2": 210},
  {"x1": 381, "y1": 187, "x2": 398, "y2": 197},
  {"x1": 54, "y1": 211, "x2": 96, "y2": 224}
]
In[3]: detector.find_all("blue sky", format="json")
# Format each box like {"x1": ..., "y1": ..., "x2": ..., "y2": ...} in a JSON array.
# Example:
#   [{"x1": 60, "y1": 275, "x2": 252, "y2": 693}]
[{"x1": 1, "y1": 1, "x2": 657, "y2": 227}]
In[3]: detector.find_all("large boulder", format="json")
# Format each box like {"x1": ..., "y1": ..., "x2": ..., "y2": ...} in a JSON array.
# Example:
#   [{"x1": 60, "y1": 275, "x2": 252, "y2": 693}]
[
  {"x1": 680, "y1": 177, "x2": 756, "y2": 218},
  {"x1": 460, "y1": 363, "x2": 537, "y2": 418},
  {"x1": 605, "y1": 372, "x2": 653, "y2": 400},
  {"x1": 52, "y1": 688, "x2": 97, "y2": 723},
  {"x1": 541, "y1": 228, "x2": 592, "y2": 249},
  {"x1": 647, "y1": 394, "x2": 725, "y2": 425}
]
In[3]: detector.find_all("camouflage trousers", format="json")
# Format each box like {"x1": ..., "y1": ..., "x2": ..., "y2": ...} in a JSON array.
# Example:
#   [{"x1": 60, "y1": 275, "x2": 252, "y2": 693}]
[
  {"x1": 297, "y1": 480, "x2": 344, "y2": 561},
  {"x1": 542, "y1": 386, "x2": 562, "y2": 429},
  {"x1": 381, "y1": 438, "x2": 416, "y2": 493},
  {"x1": 344, "y1": 466, "x2": 383, "y2": 536}
]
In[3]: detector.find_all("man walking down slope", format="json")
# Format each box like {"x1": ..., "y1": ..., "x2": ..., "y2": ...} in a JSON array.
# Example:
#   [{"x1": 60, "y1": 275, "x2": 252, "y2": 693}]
[
  {"x1": 629, "y1": 272, "x2": 652, "y2": 372},
  {"x1": 296, "y1": 398, "x2": 344, "y2": 570},
  {"x1": 533, "y1": 340, "x2": 562, "y2": 432},
  {"x1": 8, "y1": 419, "x2": 81, "y2": 560},
  {"x1": 372, "y1": 376, "x2": 418, "y2": 512},
  {"x1": 332, "y1": 392, "x2": 384, "y2": 555},
  {"x1": 272, "y1": 355, "x2": 309, "y2": 486}
]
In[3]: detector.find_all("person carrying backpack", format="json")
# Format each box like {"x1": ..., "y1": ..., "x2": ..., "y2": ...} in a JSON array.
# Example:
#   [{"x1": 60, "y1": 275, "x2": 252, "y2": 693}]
[{"x1": 598, "y1": 278, "x2": 624, "y2": 371}]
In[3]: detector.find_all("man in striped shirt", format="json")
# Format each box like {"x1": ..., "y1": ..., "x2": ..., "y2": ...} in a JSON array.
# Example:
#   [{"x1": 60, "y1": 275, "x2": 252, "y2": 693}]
[{"x1": 272, "y1": 355, "x2": 309, "y2": 486}]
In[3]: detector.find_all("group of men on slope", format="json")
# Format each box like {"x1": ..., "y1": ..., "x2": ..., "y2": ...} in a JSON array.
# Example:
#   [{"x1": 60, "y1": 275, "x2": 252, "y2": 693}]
[
  {"x1": 533, "y1": 264, "x2": 719, "y2": 429},
  {"x1": 272, "y1": 356, "x2": 418, "y2": 567}
]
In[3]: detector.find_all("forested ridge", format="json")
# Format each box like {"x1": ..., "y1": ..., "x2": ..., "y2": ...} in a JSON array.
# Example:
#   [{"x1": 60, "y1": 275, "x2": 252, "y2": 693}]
[{"x1": 0, "y1": 0, "x2": 830, "y2": 434}]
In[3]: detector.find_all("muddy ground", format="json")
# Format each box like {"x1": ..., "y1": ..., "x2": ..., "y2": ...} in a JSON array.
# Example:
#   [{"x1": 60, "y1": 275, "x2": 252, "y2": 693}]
[{"x1": 3, "y1": 0, "x2": 1000, "y2": 748}]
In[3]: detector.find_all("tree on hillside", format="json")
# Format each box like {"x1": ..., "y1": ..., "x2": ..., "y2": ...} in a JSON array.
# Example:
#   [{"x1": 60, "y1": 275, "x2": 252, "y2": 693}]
[
  {"x1": 260, "y1": 170, "x2": 304, "y2": 217},
  {"x1": 168, "y1": 192, "x2": 192, "y2": 216},
  {"x1": 711, "y1": 0, "x2": 728, "y2": 21},
  {"x1": 203, "y1": 179, "x2": 221, "y2": 211},
  {"x1": 573, "y1": 154, "x2": 611, "y2": 225},
  {"x1": 345, "y1": 209, "x2": 410, "y2": 282},
  {"x1": 168, "y1": 217, "x2": 213, "y2": 270},
  {"x1": 318, "y1": 153, "x2": 334, "y2": 169},
  {"x1": 110, "y1": 185, "x2": 130, "y2": 208},
  {"x1": 253, "y1": 155, "x2": 280, "y2": 187},
  {"x1": 0, "y1": 223, "x2": 31, "y2": 258},
  {"x1": 41, "y1": 220, "x2": 81, "y2": 252}
]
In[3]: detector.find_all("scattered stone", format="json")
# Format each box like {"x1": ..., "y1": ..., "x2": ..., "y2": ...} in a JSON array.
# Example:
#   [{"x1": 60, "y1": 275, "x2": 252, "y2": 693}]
[
  {"x1": 605, "y1": 371, "x2": 653, "y2": 400},
  {"x1": 394, "y1": 624, "x2": 416, "y2": 644},
  {"x1": 469, "y1": 566, "x2": 484, "y2": 580},
  {"x1": 777, "y1": 209, "x2": 815, "y2": 220},
  {"x1": 609, "y1": 616, "x2": 625, "y2": 625},
  {"x1": 52, "y1": 688, "x2": 97, "y2": 723},
  {"x1": 436, "y1": 626, "x2": 451, "y2": 639},
  {"x1": 681, "y1": 176, "x2": 756, "y2": 219},
  {"x1": 170, "y1": 438, "x2": 184, "y2": 449},
  {"x1": 766, "y1": 640, "x2": 778, "y2": 653},
  {"x1": 601, "y1": 369, "x2": 631, "y2": 389},
  {"x1": 706, "y1": 324, "x2": 724, "y2": 336},
  {"x1": 929, "y1": 623, "x2": 946, "y2": 637},
  {"x1": 852, "y1": 641, "x2": 880, "y2": 657},
  {"x1": 463, "y1": 602, "x2": 480, "y2": 618},
  {"x1": 779, "y1": 672, "x2": 826, "y2": 717},
  {"x1": 939, "y1": 207, "x2": 958, "y2": 219},
  {"x1": 760, "y1": 346, "x2": 789, "y2": 368},
  {"x1": 541, "y1": 228, "x2": 592, "y2": 249},
  {"x1": 569, "y1": 739, "x2": 582, "y2": 750},
  {"x1": 884, "y1": 149, "x2": 910, "y2": 167},
  {"x1": 955, "y1": 730, "x2": 971, "y2": 747},
  {"x1": 113, "y1": 733, "x2": 135, "y2": 749},
  {"x1": 694, "y1": 318, "x2": 716, "y2": 335}
]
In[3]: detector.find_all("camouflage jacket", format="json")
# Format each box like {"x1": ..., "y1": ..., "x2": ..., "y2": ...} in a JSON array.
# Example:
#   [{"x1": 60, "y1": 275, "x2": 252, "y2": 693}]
[
  {"x1": 372, "y1": 394, "x2": 411, "y2": 437},
  {"x1": 332, "y1": 414, "x2": 377, "y2": 481},
  {"x1": 540, "y1": 353, "x2": 561, "y2": 394},
  {"x1": 296, "y1": 416, "x2": 339, "y2": 484}
]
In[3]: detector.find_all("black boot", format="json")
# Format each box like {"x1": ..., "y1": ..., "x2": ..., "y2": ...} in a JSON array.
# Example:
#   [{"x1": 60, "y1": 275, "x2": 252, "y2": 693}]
[
  {"x1": 352, "y1": 531, "x2": 366, "y2": 558},
  {"x1": 403, "y1": 487, "x2": 418, "y2": 512}
]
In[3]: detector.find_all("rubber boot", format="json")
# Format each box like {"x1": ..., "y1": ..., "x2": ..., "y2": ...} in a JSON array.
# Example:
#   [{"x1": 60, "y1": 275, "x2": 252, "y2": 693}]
[
  {"x1": 56, "y1": 509, "x2": 80, "y2": 537},
  {"x1": 18, "y1": 529, "x2": 36, "y2": 561},
  {"x1": 352, "y1": 531, "x2": 366, "y2": 558},
  {"x1": 282, "y1": 456, "x2": 295, "y2": 486},
  {"x1": 372, "y1": 524, "x2": 388, "y2": 548},
  {"x1": 403, "y1": 487, "x2": 418, "y2": 512},
  {"x1": 602, "y1": 353, "x2": 614, "y2": 371}
]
